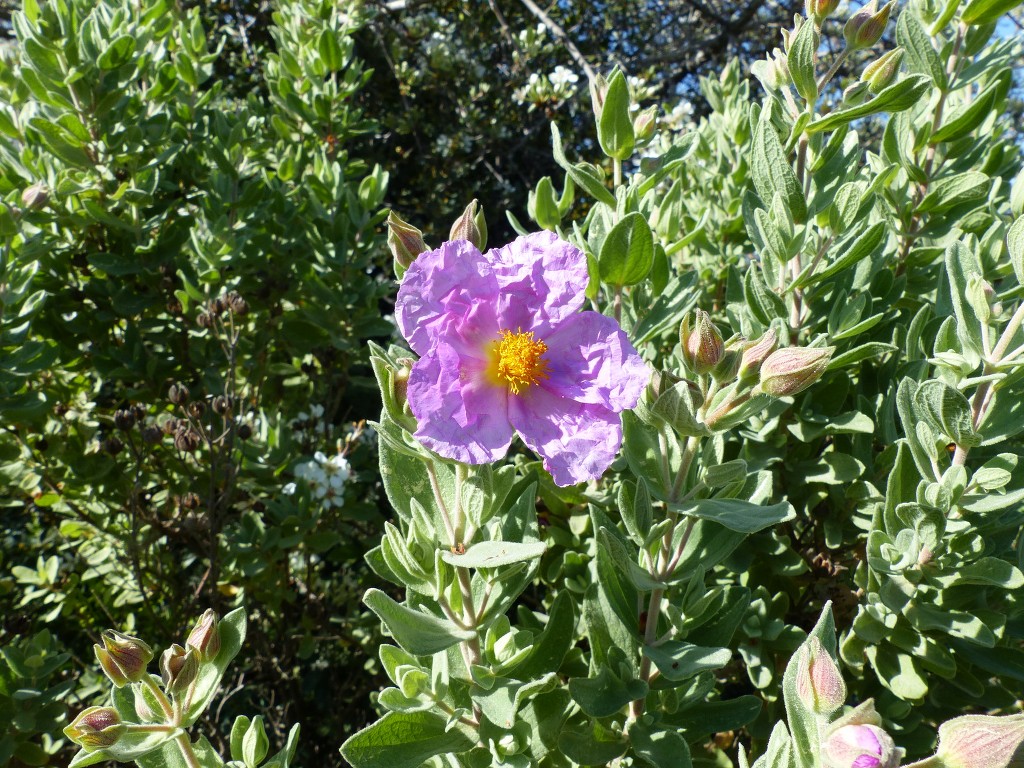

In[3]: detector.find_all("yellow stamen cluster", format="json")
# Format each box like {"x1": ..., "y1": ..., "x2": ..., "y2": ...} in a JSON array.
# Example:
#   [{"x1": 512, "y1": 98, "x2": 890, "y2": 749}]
[{"x1": 493, "y1": 329, "x2": 549, "y2": 393}]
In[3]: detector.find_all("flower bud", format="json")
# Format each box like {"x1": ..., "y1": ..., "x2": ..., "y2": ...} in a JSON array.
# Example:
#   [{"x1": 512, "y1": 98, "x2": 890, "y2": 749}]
[
  {"x1": 807, "y1": 0, "x2": 841, "y2": 23},
  {"x1": 712, "y1": 348, "x2": 741, "y2": 382},
  {"x1": 935, "y1": 713, "x2": 1024, "y2": 768},
  {"x1": 758, "y1": 346, "x2": 833, "y2": 397},
  {"x1": 186, "y1": 609, "x2": 221, "y2": 661},
  {"x1": 823, "y1": 724, "x2": 901, "y2": 768},
  {"x1": 680, "y1": 309, "x2": 724, "y2": 376},
  {"x1": 589, "y1": 73, "x2": 609, "y2": 120},
  {"x1": 21, "y1": 182, "x2": 49, "y2": 210},
  {"x1": 738, "y1": 328, "x2": 779, "y2": 383},
  {"x1": 449, "y1": 199, "x2": 484, "y2": 251},
  {"x1": 95, "y1": 630, "x2": 154, "y2": 687},
  {"x1": 64, "y1": 707, "x2": 125, "y2": 751},
  {"x1": 844, "y1": 0, "x2": 894, "y2": 50},
  {"x1": 843, "y1": 80, "x2": 871, "y2": 106},
  {"x1": 795, "y1": 638, "x2": 847, "y2": 714},
  {"x1": 161, "y1": 643, "x2": 199, "y2": 697},
  {"x1": 633, "y1": 106, "x2": 658, "y2": 143},
  {"x1": 387, "y1": 210, "x2": 428, "y2": 271},
  {"x1": 861, "y1": 47, "x2": 904, "y2": 93}
]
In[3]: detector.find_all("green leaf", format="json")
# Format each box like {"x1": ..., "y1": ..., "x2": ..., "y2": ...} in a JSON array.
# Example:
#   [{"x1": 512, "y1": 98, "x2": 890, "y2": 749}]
[
  {"x1": 340, "y1": 711, "x2": 476, "y2": 768},
  {"x1": 806, "y1": 75, "x2": 931, "y2": 133},
  {"x1": 551, "y1": 123, "x2": 615, "y2": 206},
  {"x1": 650, "y1": 381, "x2": 710, "y2": 438},
  {"x1": 507, "y1": 591, "x2": 577, "y2": 679},
  {"x1": 599, "y1": 212, "x2": 654, "y2": 286},
  {"x1": 896, "y1": 11, "x2": 946, "y2": 88},
  {"x1": 558, "y1": 721, "x2": 629, "y2": 765},
  {"x1": 826, "y1": 342, "x2": 898, "y2": 370},
  {"x1": 242, "y1": 717, "x2": 269, "y2": 768},
  {"x1": 751, "y1": 118, "x2": 807, "y2": 223},
  {"x1": 961, "y1": 0, "x2": 1024, "y2": 25},
  {"x1": 797, "y1": 222, "x2": 886, "y2": 288},
  {"x1": 916, "y1": 171, "x2": 989, "y2": 214},
  {"x1": 598, "y1": 71, "x2": 635, "y2": 161},
  {"x1": 97, "y1": 35, "x2": 134, "y2": 69},
  {"x1": 630, "y1": 726, "x2": 692, "y2": 768},
  {"x1": 364, "y1": 589, "x2": 475, "y2": 655},
  {"x1": 664, "y1": 696, "x2": 763, "y2": 735},
  {"x1": 787, "y1": 21, "x2": 819, "y2": 104},
  {"x1": 619, "y1": 479, "x2": 654, "y2": 545},
  {"x1": 569, "y1": 665, "x2": 647, "y2": 718},
  {"x1": 913, "y1": 380, "x2": 980, "y2": 447},
  {"x1": 669, "y1": 499, "x2": 795, "y2": 534},
  {"x1": 930, "y1": 74, "x2": 1005, "y2": 143},
  {"x1": 1008, "y1": 216, "x2": 1024, "y2": 286},
  {"x1": 972, "y1": 453, "x2": 1017, "y2": 491},
  {"x1": 318, "y1": 30, "x2": 343, "y2": 70},
  {"x1": 439, "y1": 540, "x2": 546, "y2": 568},
  {"x1": 643, "y1": 642, "x2": 731, "y2": 682}
]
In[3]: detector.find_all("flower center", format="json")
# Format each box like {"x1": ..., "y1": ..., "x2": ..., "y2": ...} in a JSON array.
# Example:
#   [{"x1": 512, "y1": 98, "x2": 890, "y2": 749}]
[{"x1": 492, "y1": 329, "x2": 549, "y2": 393}]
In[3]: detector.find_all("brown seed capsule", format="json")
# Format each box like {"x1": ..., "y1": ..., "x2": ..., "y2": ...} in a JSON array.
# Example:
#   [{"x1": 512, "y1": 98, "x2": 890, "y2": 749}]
[
  {"x1": 212, "y1": 396, "x2": 230, "y2": 415},
  {"x1": 142, "y1": 426, "x2": 161, "y2": 444},
  {"x1": 212, "y1": 296, "x2": 227, "y2": 315},
  {"x1": 167, "y1": 298, "x2": 183, "y2": 315},
  {"x1": 197, "y1": 311, "x2": 213, "y2": 328},
  {"x1": 188, "y1": 400, "x2": 206, "y2": 419},
  {"x1": 104, "y1": 437, "x2": 124, "y2": 456},
  {"x1": 162, "y1": 418, "x2": 180, "y2": 436},
  {"x1": 181, "y1": 492, "x2": 201, "y2": 510},
  {"x1": 168, "y1": 383, "x2": 189, "y2": 405},
  {"x1": 174, "y1": 428, "x2": 201, "y2": 452},
  {"x1": 237, "y1": 422, "x2": 252, "y2": 440},
  {"x1": 114, "y1": 408, "x2": 136, "y2": 431},
  {"x1": 131, "y1": 404, "x2": 147, "y2": 423},
  {"x1": 226, "y1": 291, "x2": 248, "y2": 315}
]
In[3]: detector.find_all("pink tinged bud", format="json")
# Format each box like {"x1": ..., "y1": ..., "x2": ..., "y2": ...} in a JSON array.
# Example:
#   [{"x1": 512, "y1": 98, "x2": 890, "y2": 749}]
[
  {"x1": 633, "y1": 106, "x2": 658, "y2": 143},
  {"x1": 680, "y1": 309, "x2": 725, "y2": 376},
  {"x1": 758, "y1": 346, "x2": 834, "y2": 397},
  {"x1": 387, "y1": 211, "x2": 428, "y2": 271},
  {"x1": 795, "y1": 638, "x2": 847, "y2": 714},
  {"x1": 808, "y1": 0, "x2": 841, "y2": 22},
  {"x1": 449, "y1": 199, "x2": 484, "y2": 251},
  {"x1": 843, "y1": 80, "x2": 871, "y2": 106},
  {"x1": 846, "y1": 0, "x2": 894, "y2": 49},
  {"x1": 936, "y1": 713, "x2": 1024, "y2": 768},
  {"x1": 95, "y1": 630, "x2": 154, "y2": 687},
  {"x1": 64, "y1": 706, "x2": 126, "y2": 751},
  {"x1": 738, "y1": 328, "x2": 779, "y2": 382},
  {"x1": 844, "y1": 0, "x2": 877, "y2": 48},
  {"x1": 21, "y1": 182, "x2": 49, "y2": 210},
  {"x1": 186, "y1": 608, "x2": 221, "y2": 661},
  {"x1": 861, "y1": 47, "x2": 905, "y2": 94},
  {"x1": 160, "y1": 643, "x2": 199, "y2": 696},
  {"x1": 824, "y1": 724, "x2": 900, "y2": 768}
]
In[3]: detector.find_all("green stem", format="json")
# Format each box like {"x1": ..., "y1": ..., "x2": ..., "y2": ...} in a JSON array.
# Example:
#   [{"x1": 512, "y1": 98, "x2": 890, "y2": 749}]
[
  {"x1": 141, "y1": 675, "x2": 175, "y2": 722},
  {"x1": 816, "y1": 48, "x2": 849, "y2": 92},
  {"x1": 175, "y1": 733, "x2": 202, "y2": 768},
  {"x1": 426, "y1": 461, "x2": 457, "y2": 546},
  {"x1": 613, "y1": 158, "x2": 622, "y2": 188}
]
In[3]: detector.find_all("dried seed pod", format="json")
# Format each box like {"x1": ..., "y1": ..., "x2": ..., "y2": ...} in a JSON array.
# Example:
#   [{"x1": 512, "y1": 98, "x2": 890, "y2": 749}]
[
  {"x1": 114, "y1": 408, "x2": 136, "y2": 431},
  {"x1": 168, "y1": 383, "x2": 189, "y2": 405},
  {"x1": 188, "y1": 401, "x2": 206, "y2": 419}
]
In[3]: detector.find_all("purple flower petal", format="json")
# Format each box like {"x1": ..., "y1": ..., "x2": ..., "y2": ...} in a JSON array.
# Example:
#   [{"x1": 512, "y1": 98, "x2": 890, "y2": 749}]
[
  {"x1": 509, "y1": 386, "x2": 623, "y2": 486},
  {"x1": 396, "y1": 240, "x2": 499, "y2": 356},
  {"x1": 541, "y1": 312, "x2": 650, "y2": 411},
  {"x1": 484, "y1": 231, "x2": 589, "y2": 334},
  {"x1": 407, "y1": 339, "x2": 514, "y2": 464}
]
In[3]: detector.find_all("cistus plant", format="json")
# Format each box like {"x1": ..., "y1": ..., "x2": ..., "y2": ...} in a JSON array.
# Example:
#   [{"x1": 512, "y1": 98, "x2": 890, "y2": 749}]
[{"x1": 343, "y1": 0, "x2": 1024, "y2": 765}]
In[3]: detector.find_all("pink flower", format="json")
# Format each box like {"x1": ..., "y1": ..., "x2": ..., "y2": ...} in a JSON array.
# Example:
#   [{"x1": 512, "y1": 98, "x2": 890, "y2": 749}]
[{"x1": 396, "y1": 231, "x2": 649, "y2": 486}]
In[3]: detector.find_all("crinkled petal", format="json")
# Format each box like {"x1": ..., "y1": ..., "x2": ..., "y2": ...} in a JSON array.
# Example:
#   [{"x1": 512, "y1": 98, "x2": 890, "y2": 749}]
[
  {"x1": 407, "y1": 339, "x2": 514, "y2": 464},
  {"x1": 484, "y1": 231, "x2": 589, "y2": 334},
  {"x1": 396, "y1": 240, "x2": 499, "y2": 355},
  {"x1": 542, "y1": 312, "x2": 650, "y2": 411},
  {"x1": 509, "y1": 387, "x2": 623, "y2": 486}
]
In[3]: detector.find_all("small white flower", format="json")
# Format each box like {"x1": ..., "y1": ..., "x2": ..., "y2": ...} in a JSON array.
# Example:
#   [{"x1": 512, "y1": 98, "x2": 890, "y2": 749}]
[{"x1": 283, "y1": 482, "x2": 297, "y2": 496}]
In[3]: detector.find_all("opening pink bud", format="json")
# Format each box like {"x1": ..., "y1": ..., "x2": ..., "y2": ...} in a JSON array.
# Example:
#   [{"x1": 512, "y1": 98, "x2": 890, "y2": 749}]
[
  {"x1": 824, "y1": 724, "x2": 900, "y2": 768},
  {"x1": 680, "y1": 309, "x2": 725, "y2": 376},
  {"x1": 738, "y1": 328, "x2": 779, "y2": 382},
  {"x1": 449, "y1": 199, "x2": 484, "y2": 251},
  {"x1": 387, "y1": 211, "x2": 428, "y2": 271}
]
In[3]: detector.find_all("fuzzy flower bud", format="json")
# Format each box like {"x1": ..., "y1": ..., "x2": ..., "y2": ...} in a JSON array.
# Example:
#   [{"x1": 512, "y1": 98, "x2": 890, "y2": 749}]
[
  {"x1": 449, "y1": 199, "x2": 484, "y2": 251},
  {"x1": 935, "y1": 713, "x2": 1024, "y2": 768},
  {"x1": 95, "y1": 630, "x2": 154, "y2": 687},
  {"x1": 844, "y1": 0, "x2": 894, "y2": 50},
  {"x1": 680, "y1": 310, "x2": 725, "y2": 376},
  {"x1": 795, "y1": 638, "x2": 847, "y2": 714},
  {"x1": 387, "y1": 210, "x2": 428, "y2": 271},
  {"x1": 633, "y1": 106, "x2": 658, "y2": 144},
  {"x1": 758, "y1": 346, "x2": 833, "y2": 397},
  {"x1": 771, "y1": 48, "x2": 793, "y2": 87},
  {"x1": 160, "y1": 643, "x2": 199, "y2": 697},
  {"x1": 861, "y1": 47, "x2": 905, "y2": 93},
  {"x1": 185, "y1": 609, "x2": 221, "y2": 661},
  {"x1": 738, "y1": 328, "x2": 779, "y2": 382},
  {"x1": 589, "y1": 73, "x2": 609, "y2": 120},
  {"x1": 21, "y1": 182, "x2": 49, "y2": 210},
  {"x1": 824, "y1": 724, "x2": 901, "y2": 768},
  {"x1": 843, "y1": 80, "x2": 871, "y2": 106},
  {"x1": 64, "y1": 707, "x2": 125, "y2": 751}
]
